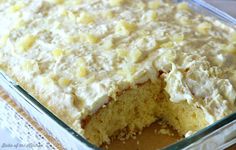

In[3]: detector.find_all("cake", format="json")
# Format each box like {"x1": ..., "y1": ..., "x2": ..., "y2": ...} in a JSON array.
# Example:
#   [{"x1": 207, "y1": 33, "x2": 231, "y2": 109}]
[{"x1": 0, "y1": 0, "x2": 236, "y2": 147}]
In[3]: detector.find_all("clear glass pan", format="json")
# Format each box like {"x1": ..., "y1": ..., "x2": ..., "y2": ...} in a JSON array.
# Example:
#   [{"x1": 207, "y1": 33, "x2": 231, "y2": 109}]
[{"x1": 0, "y1": 0, "x2": 236, "y2": 149}]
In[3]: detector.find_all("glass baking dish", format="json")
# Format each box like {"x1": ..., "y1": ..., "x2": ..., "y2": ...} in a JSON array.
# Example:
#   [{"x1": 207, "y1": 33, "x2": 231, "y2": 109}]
[{"x1": 0, "y1": 0, "x2": 236, "y2": 149}]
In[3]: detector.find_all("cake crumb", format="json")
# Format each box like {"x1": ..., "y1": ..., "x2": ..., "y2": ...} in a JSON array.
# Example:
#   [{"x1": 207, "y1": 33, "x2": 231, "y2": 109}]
[
  {"x1": 154, "y1": 129, "x2": 158, "y2": 134},
  {"x1": 158, "y1": 128, "x2": 174, "y2": 136},
  {"x1": 104, "y1": 145, "x2": 109, "y2": 149},
  {"x1": 136, "y1": 140, "x2": 140, "y2": 145},
  {"x1": 131, "y1": 135, "x2": 137, "y2": 140}
]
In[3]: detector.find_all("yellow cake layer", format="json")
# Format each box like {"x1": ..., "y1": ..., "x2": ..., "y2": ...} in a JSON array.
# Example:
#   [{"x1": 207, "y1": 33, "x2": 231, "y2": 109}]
[{"x1": 84, "y1": 80, "x2": 208, "y2": 146}]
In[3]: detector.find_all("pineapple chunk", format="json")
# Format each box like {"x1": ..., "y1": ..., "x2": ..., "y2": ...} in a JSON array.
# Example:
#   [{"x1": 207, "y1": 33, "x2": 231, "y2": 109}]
[
  {"x1": 52, "y1": 49, "x2": 64, "y2": 58},
  {"x1": 116, "y1": 48, "x2": 128, "y2": 58},
  {"x1": 177, "y1": 2, "x2": 190, "y2": 11},
  {"x1": 66, "y1": 36, "x2": 79, "y2": 44},
  {"x1": 18, "y1": 35, "x2": 37, "y2": 52},
  {"x1": 127, "y1": 64, "x2": 137, "y2": 75},
  {"x1": 115, "y1": 20, "x2": 137, "y2": 36},
  {"x1": 102, "y1": 38, "x2": 114, "y2": 50},
  {"x1": 230, "y1": 32, "x2": 236, "y2": 42},
  {"x1": 0, "y1": 34, "x2": 9, "y2": 48},
  {"x1": 160, "y1": 41, "x2": 174, "y2": 48},
  {"x1": 77, "y1": 12, "x2": 94, "y2": 24},
  {"x1": 75, "y1": 0, "x2": 83, "y2": 4},
  {"x1": 49, "y1": 73, "x2": 59, "y2": 81},
  {"x1": 58, "y1": 77, "x2": 71, "y2": 87},
  {"x1": 171, "y1": 33, "x2": 184, "y2": 43},
  {"x1": 130, "y1": 49, "x2": 144, "y2": 63},
  {"x1": 197, "y1": 22, "x2": 212, "y2": 34},
  {"x1": 77, "y1": 65, "x2": 89, "y2": 77},
  {"x1": 50, "y1": 0, "x2": 64, "y2": 4},
  {"x1": 148, "y1": 1, "x2": 161, "y2": 10},
  {"x1": 9, "y1": 2, "x2": 25, "y2": 12},
  {"x1": 121, "y1": 64, "x2": 138, "y2": 81},
  {"x1": 85, "y1": 34, "x2": 100, "y2": 44},
  {"x1": 109, "y1": 0, "x2": 125, "y2": 6},
  {"x1": 76, "y1": 57, "x2": 88, "y2": 77}
]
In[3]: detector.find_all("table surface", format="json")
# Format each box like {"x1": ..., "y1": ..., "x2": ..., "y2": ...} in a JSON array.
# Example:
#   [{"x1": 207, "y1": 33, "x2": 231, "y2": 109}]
[{"x1": 0, "y1": 1, "x2": 236, "y2": 150}]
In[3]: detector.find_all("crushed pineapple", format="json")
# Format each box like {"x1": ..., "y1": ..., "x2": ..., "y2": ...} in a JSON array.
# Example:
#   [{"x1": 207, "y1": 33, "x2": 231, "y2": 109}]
[
  {"x1": 9, "y1": 2, "x2": 25, "y2": 12},
  {"x1": 102, "y1": 38, "x2": 114, "y2": 50},
  {"x1": 115, "y1": 20, "x2": 137, "y2": 36},
  {"x1": 123, "y1": 64, "x2": 138, "y2": 81},
  {"x1": 52, "y1": 49, "x2": 64, "y2": 58},
  {"x1": 75, "y1": 0, "x2": 83, "y2": 4},
  {"x1": 77, "y1": 65, "x2": 89, "y2": 77},
  {"x1": 160, "y1": 41, "x2": 174, "y2": 48},
  {"x1": 85, "y1": 34, "x2": 100, "y2": 44},
  {"x1": 50, "y1": 0, "x2": 64, "y2": 4},
  {"x1": 67, "y1": 0, "x2": 83, "y2": 5},
  {"x1": 58, "y1": 77, "x2": 71, "y2": 87},
  {"x1": 66, "y1": 36, "x2": 79, "y2": 44},
  {"x1": 0, "y1": 34, "x2": 9, "y2": 48},
  {"x1": 197, "y1": 22, "x2": 212, "y2": 34},
  {"x1": 137, "y1": 30, "x2": 151, "y2": 36},
  {"x1": 130, "y1": 49, "x2": 143, "y2": 63},
  {"x1": 77, "y1": 12, "x2": 94, "y2": 24},
  {"x1": 116, "y1": 48, "x2": 128, "y2": 58},
  {"x1": 148, "y1": 1, "x2": 161, "y2": 10},
  {"x1": 109, "y1": 0, "x2": 125, "y2": 6},
  {"x1": 18, "y1": 35, "x2": 37, "y2": 52},
  {"x1": 177, "y1": 2, "x2": 190, "y2": 11},
  {"x1": 171, "y1": 34, "x2": 184, "y2": 43},
  {"x1": 49, "y1": 73, "x2": 59, "y2": 81},
  {"x1": 76, "y1": 58, "x2": 89, "y2": 77}
]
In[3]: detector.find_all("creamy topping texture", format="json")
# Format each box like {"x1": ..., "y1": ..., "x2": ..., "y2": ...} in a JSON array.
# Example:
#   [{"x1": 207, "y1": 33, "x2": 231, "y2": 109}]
[{"x1": 0, "y1": 0, "x2": 236, "y2": 125}]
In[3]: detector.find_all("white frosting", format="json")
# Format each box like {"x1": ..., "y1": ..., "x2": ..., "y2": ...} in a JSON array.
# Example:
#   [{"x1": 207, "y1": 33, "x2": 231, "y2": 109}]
[{"x1": 0, "y1": 0, "x2": 236, "y2": 125}]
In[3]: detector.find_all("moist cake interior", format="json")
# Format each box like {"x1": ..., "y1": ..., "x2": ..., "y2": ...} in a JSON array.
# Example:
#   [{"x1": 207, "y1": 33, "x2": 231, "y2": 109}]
[{"x1": 83, "y1": 80, "x2": 208, "y2": 145}]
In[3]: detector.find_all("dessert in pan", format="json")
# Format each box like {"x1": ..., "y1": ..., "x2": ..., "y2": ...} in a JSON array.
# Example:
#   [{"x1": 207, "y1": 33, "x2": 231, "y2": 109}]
[{"x1": 0, "y1": 0, "x2": 236, "y2": 148}]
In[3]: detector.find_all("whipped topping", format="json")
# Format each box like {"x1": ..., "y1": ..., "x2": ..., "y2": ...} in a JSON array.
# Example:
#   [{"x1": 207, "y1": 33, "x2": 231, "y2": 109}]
[{"x1": 0, "y1": 0, "x2": 236, "y2": 125}]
